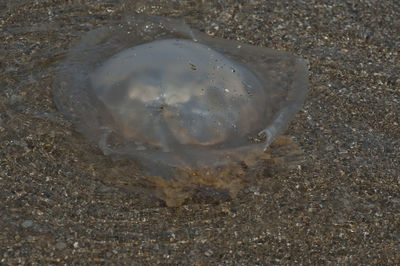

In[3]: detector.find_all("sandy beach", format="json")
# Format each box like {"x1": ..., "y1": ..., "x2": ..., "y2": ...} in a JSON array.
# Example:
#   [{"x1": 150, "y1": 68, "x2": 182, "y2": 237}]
[{"x1": 1, "y1": 0, "x2": 399, "y2": 264}]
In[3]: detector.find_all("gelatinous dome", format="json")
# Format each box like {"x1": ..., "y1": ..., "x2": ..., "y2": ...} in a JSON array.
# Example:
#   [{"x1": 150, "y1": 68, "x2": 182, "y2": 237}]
[
  {"x1": 90, "y1": 39, "x2": 266, "y2": 149},
  {"x1": 54, "y1": 14, "x2": 308, "y2": 180}
]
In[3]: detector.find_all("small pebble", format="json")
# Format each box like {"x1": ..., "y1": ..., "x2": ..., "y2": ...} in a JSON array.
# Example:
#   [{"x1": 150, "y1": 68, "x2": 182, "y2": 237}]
[
  {"x1": 204, "y1": 249, "x2": 213, "y2": 257},
  {"x1": 55, "y1": 241, "x2": 67, "y2": 250},
  {"x1": 325, "y1": 145, "x2": 334, "y2": 151},
  {"x1": 21, "y1": 220, "x2": 33, "y2": 228}
]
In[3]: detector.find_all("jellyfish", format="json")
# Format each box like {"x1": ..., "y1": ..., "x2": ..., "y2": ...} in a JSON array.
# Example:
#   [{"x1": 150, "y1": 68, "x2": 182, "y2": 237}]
[{"x1": 54, "y1": 14, "x2": 308, "y2": 206}]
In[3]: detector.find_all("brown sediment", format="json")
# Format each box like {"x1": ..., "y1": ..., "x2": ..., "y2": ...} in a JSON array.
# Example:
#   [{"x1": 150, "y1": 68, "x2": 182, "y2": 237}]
[{"x1": 148, "y1": 135, "x2": 303, "y2": 206}]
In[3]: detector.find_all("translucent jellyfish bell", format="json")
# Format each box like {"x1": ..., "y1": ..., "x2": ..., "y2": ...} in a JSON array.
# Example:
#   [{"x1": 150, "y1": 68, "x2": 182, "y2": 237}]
[
  {"x1": 90, "y1": 39, "x2": 267, "y2": 149},
  {"x1": 54, "y1": 14, "x2": 308, "y2": 205}
]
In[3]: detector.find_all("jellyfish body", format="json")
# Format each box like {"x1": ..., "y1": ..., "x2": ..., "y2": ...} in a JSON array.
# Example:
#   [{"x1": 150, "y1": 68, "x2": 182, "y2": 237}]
[
  {"x1": 90, "y1": 39, "x2": 266, "y2": 150},
  {"x1": 54, "y1": 14, "x2": 308, "y2": 179}
]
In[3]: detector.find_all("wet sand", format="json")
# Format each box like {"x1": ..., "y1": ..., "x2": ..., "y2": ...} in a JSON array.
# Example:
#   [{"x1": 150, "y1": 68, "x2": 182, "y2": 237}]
[{"x1": 1, "y1": 0, "x2": 399, "y2": 264}]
